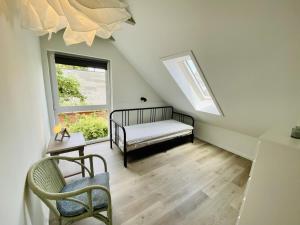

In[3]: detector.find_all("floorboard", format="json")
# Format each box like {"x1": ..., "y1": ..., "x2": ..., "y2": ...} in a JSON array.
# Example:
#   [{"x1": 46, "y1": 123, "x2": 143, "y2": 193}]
[{"x1": 51, "y1": 139, "x2": 251, "y2": 225}]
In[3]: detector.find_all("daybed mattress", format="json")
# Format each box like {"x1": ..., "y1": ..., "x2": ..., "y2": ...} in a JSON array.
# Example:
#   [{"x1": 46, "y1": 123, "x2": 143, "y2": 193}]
[{"x1": 118, "y1": 120, "x2": 193, "y2": 151}]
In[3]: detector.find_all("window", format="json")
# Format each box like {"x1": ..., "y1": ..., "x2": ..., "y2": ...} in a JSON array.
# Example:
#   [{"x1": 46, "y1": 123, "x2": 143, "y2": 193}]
[
  {"x1": 161, "y1": 51, "x2": 223, "y2": 116},
  {"x1": 48, "y1": 52, "x2": 111, "y2": 143}
]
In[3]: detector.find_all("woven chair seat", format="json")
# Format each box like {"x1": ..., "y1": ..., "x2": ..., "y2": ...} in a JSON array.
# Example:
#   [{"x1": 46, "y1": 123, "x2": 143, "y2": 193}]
[{"x1": 57, "y1": 173, "x2": 110, "y2": 217}]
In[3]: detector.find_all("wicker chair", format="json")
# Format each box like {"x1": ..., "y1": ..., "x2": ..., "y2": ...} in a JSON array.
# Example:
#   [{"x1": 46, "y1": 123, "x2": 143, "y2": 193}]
[{"x1": 27, "y1": 154, "x2": 112, "y2": 225}]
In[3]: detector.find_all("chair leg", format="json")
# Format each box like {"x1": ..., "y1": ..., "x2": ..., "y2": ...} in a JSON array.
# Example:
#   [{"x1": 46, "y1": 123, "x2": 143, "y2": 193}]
[
  {"x1": 108, "y1": 207, "x2": 113, "y2": 225},
  {"x1": 94, "y1": 211, "x2": 112, "y2": 225}
]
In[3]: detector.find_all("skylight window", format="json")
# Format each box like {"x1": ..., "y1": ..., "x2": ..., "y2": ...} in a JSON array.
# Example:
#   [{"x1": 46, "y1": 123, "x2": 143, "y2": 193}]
[{"x1": 161, "y1": 51, "x2": 223, "y2": 116}]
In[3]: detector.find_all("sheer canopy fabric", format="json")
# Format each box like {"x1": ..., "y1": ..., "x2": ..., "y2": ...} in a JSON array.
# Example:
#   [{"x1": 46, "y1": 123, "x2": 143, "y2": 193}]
[{"x1": 21, "y1": 0, "x2": 132, "y2": 46}]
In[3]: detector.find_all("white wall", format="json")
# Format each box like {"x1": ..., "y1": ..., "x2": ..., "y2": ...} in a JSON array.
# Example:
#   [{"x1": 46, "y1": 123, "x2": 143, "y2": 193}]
[
  {"x1": 40, "y1": 32, "x2": 165, "y2": 128},
  {"x1": 194, "y1": 122, "x2": 258, "y2": 160},
  {"x1": 0, "y1": 1, "x2": 50, "y2": 225}
]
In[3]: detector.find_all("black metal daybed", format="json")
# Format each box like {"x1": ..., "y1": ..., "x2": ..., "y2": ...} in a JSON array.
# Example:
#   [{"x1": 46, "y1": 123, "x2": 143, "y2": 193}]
[{"x1": 109, "y1": 106, "x2": 194, "y2": 167}]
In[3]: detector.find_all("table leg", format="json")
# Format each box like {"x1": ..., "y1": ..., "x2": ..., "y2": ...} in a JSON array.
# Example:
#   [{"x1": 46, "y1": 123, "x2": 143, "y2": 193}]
[
  {"x1": 79, "y1": 147, "x2": 85, "y2": 177},
  {"x1": 50, "y1": 153, "x2": 60, "y2": 165}
]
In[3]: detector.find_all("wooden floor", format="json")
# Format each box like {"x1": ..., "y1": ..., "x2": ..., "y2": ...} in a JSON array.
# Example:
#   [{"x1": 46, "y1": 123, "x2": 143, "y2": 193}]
[{"x1": 55, "y1": 139, "x2": 251, "y2": 225}]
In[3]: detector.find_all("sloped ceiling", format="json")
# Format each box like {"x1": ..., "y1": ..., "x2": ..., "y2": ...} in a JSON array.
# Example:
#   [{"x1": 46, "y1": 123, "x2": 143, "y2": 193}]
[{"x1": 113, "y1": 0, "x2": 300, "y2": 137}]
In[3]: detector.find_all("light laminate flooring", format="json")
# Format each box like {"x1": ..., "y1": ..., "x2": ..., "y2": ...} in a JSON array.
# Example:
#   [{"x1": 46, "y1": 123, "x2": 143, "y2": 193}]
[{"x1": 52, "y1": 139, "x2": 251, "y2": 225}]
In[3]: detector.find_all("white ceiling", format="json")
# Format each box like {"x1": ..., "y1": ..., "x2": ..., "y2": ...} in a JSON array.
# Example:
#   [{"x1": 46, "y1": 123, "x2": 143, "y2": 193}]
[{"x1": 112, "y1": 0, "x2": 300, "y2": 137}]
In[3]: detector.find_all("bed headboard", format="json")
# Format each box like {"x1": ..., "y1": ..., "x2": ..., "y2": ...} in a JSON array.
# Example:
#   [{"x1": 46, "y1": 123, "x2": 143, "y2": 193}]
[
  {"x1": 110, "y1": 106, "x2": 194, "y2": 127},
  {"x1": 110, "y1": 106, "x2": 173, "y2": 126}
]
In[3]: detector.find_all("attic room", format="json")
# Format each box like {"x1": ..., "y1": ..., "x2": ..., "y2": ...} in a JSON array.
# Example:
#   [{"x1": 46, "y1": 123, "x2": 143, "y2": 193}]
[{"x1": 1, "y1": 0, "x2": 299, "y2": 225}]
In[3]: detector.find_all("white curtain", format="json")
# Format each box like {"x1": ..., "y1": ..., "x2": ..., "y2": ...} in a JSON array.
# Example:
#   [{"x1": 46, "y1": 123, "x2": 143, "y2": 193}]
[{"x1": 21, "y1": 0, "x2": 132, "y2": 46}]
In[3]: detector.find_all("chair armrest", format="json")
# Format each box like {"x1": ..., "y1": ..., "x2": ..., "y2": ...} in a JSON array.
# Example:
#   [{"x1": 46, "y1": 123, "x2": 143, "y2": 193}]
[
  {"x1": 45, "y1": 184, "x2": 111, "y2": 200},
  {"x1": 50, "y1": 154, "x2": 108, "y2": 176},
  {"x1": 41, "y1": 184, "x2": 111, "y2": 213}
]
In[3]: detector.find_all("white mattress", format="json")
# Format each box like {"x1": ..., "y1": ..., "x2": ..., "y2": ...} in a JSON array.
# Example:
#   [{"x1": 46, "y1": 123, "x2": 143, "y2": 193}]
[{"x1": 117, "y1": 120, "x2": 193, "y2": 151}]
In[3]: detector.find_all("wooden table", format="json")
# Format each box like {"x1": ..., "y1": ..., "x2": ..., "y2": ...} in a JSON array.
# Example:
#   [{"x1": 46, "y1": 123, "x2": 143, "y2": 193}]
[{"x1": 47, "y1": 132, "x2": 86, "y2": 177}]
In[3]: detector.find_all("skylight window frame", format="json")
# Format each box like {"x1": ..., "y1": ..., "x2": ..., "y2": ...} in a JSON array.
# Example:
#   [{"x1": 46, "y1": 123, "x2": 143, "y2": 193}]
[
  {"x1": 184, "y1": 59, "x2": 211, "y2": 100},
  {"x1": 161, "y1": 51, "x2": 224, "y2": 116}
]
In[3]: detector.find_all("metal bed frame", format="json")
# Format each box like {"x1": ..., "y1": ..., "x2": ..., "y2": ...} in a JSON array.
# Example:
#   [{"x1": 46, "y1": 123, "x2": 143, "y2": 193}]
[{"x1": 109, "y1": 106, "x2": 194, "y2": 167}]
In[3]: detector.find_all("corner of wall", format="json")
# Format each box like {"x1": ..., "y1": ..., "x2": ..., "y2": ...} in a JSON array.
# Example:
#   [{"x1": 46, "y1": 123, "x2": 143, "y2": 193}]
[
  {"x1": 111, "y1": 41, "x2": 166, "y2": 107},
  {"x1": 194, "y1": 121, "x2": 258, "y2": 161}
]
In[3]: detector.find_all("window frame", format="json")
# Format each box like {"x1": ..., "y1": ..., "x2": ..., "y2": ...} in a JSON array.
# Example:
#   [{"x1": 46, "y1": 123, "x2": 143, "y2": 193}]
[
  {"x1": 48, "y1": 51, "x2": 112, "y2": 143},
  {"x1": 161, "y1": 51, "x2": 224, "y2": 116},
  {"x1": 184, "y1": 59, "x2": 210, "y2": 100}
]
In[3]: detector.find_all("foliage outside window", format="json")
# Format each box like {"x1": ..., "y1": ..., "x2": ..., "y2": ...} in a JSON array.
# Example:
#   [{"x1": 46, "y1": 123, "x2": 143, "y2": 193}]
[
  {"x1": 56, "y1": 65, "x2": 87, "y2": 106},
  {"x1": 61, "y1": 113, "x2": 108, "y2": 141}
]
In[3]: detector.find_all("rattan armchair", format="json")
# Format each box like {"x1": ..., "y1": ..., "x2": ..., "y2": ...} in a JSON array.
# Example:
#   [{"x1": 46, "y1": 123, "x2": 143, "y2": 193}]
[{"x1": 27, "y1": 154, "x2": 112, "y2": 225}]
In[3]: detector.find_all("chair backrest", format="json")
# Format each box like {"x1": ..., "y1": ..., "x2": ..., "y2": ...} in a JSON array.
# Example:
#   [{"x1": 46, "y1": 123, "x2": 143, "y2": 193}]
[
  {"x1": 27, "y1": 157, "x2": 66, "y2": 216},
  {"x1": 31, "y1": 159, "x2": 65, "y2": 193}
]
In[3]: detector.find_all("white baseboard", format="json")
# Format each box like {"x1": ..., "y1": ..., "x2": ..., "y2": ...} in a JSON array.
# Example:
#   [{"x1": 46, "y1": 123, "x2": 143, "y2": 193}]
[{"x1": 194, "y1": 121, "x2": 258, "y2": 161}]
